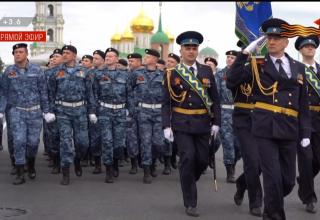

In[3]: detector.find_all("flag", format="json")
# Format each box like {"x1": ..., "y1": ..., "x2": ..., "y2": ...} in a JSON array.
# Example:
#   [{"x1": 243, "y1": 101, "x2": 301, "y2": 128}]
[{"x1": 235, "y1": 2, "x2": 272, "y2": 55}]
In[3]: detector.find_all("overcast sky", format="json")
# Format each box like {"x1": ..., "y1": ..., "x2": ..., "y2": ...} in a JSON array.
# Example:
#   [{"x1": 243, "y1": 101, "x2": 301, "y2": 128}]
[{"x1": 1, "y1": 1, "x2": 320, "y2": 66}]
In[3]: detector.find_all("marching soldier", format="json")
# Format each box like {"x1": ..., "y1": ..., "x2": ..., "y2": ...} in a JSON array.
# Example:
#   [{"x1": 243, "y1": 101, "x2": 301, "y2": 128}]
[
  {"x1": 228, "y1": 18, "x2": 311, "y2": 220},
  {"x1": 162, "y1": 31, "x2": 221, "y2": 217},
  {"x1": 87, "y1": 50, "x2": 106, "y2": 174},
  {"x1": 92, "y1": 47, "x2": 129, "y2": 183},
  {"x1": 295, "y1": 35, "x2": 320, "y2": 213},
  {"x1": 49, "y1": 45, "x2": 95, "y2": 185},
  {"x1": 44, "y1": 48, "x2": 64, "y2": 174},
  {"x1": 226, "y1": 40, "x2": 263, "y2": 217},
  {"x1": 215, "y1": 50, "x2": 241, "y2": 183},
  {"x1": 0, "y1": 43, "x2": 55, "y2": 185},
  {"x1": 129, "y1": 48, "x2": 165, "y2": 184},
  {"x1": 126, "y1": 53, "x2": 143, "y2": 174}
]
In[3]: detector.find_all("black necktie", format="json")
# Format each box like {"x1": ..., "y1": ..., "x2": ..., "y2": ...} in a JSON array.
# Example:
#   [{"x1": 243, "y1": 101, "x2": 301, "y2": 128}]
[
  {"x1": 189, "y1": 66, "x2": 195, "y2": 74},
  {"x1": 276, "y1": 59, "x2": 287, "y2": 78}
]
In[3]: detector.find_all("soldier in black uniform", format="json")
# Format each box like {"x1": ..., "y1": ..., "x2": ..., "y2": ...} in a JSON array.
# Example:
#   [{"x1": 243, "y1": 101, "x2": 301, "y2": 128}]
[
  {"x1": 227, "y1": 40, "x2": 262, "y2": 217},
  {"x1": 228, "y1": 18, "x2": 311, "y2": 220},
  {"x1": 294, "y1": 35, "x2": 320, "y2": 214},
  {"x1": 162, "y1": 31, "x2": 221, "y2": 217}
]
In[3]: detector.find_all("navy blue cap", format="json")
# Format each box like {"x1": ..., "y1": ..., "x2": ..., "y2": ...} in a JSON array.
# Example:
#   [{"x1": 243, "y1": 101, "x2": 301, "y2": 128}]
[
  {"x1": 12, "y1": 43, "x2": 27, "y2": 54},
  {"x1": 93, "y1": 50, "x2": 105, "y2": 59},
  {"x1": 225, "y1": 50, "x2": 239, "y2": 56},
  {"x1": 118, "y1": 59, "x2": 128, "y2": 67},
  {"x1": 127, "y1": 53, "x2": 142, "y2": 59},
  {"x1": 62, "y1": 45, "x2": 77, "y2": 54},
  {"x1": 204, "y1": 57, "x2": 218, "y2": 66},
  {"x1": 176, "y1": 31, "x2": 203, "y2": 46},
  {"x1": 52, "y1": 48, "x2": 63, "y2": 55},
  {"x1": 168, "y1": 53, "x2": 180, "y2": 63},
  {"x1": 261, "y1": 18, "x2": 289, "y2": 36},
  {"x1": 105, "y1": 47, "x2": 119, "y2": 56},
  {"x1": 145, "y1": 49, "x2": 160, "y2": 58},
  {"x1": 295, "y1": 35, "x2": 319, "y2": 50},
  {"x1": 82, "y1": 55, "x2": 93, "y2": 61}
]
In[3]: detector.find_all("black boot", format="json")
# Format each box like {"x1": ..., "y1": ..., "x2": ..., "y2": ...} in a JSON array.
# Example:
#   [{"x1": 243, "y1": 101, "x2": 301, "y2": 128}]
[
  {"x1": 13, "y1": 165, "x2": 26, "y2": 185},
  {"x1": 60, "y1": 166, "x2": 70, "y2": 185},
  {"x1": 10, "y1": 156, "x2": 17, "y2": 175},
  {"x1": 226, "y1": 164, "x2": 236, "y2": 183},
  {"x1": 51, "y1": 154, "x2": 61, "y2": 174},
  {"x1": 162, "y1": 156, "x2": 171, "y2": 175},
  {"x1": 74, "y1": 158, "x2": 82, "y2": 177},
  {"x1": 150, "y1": 159, "x2": 157, "y2": 177},
  {"x1": 105, "y1": 165, "x2": 114, "y2": 183},
  {"x1": 113, "y1": 159, "x2": 119, "y2": 177},
  {"x1": 143, "y1": 165, "x2": 152, "y2": 184},
  {"x1": 92, "y1": 156, "x2": 102, "y2": 174},
  {"x1": 27, "y1": 157, "x2": 36, "y2": 179},
  {"x1": 171, "y1": 154, "x2": 177, "y2": 169},
  {"x1": 234, "y1": 187, "x2": 245, "y2": 205},
  {"x1": 129, "y1": 157, "x2": 138, "y2": 175}
]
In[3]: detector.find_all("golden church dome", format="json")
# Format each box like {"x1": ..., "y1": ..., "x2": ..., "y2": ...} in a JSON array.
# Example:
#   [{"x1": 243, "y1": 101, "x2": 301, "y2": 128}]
[
  {"x1": 111, "y1": 30, "x2": 121, "y2": 42},
  {"x1": 165, "y1": 30, "x2": 174, "y2": 42},
  {"x1": 121, "y1": 26, "x2": 134, "y2": 40},
  {"x1": 130, "y1": 8, "x2": 154, "y2": 33}
]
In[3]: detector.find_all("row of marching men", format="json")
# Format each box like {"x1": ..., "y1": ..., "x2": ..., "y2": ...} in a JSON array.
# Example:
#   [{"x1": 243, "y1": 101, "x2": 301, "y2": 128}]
[{"x1": 0, "y1": 42, "x2": 184, "y2": 186}]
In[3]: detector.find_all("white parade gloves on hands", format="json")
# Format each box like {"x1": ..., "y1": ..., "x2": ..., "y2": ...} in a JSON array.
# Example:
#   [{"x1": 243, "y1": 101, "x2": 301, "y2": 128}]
[
  {"x1": 243, "y1": 35, "x2": 267, "y2": 54},
  {"x1": 44, "y1": 113, "x2": 56, "y2": 123},
  {"x1": 211, "y1": 125, "x2": 220, "y2": 138},
  {"x1": 89, "y1": 114, "x2": 98, "y2": 124},
  {"x1": 163, "y1": 127, "x2": 174, "y2": 142},
  {"x1": 300, "y1": 138, "x2": 310, "y2": 148}
]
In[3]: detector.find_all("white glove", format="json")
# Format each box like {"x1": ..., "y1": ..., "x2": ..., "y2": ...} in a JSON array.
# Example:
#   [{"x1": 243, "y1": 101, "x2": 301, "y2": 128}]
[
  {"x1": 163, "y1": 127, "x2": 174, "y2": 142},
  {"x1": 243, "y1": 35, "x2": 267, "y2": 54},
  {"x1": 211, "y1": 125, "x2": 220, "y2": 138},
  {"x1": 126, "y1": 109, "x2": 129, "y2": 117},
  {"x1": 89, "y1": 114, "x2": 98, "y2": 124},
  {"x1": 0, "y1": 113, "x2": 3, "y2": 119},
  {"x1": 300, "y1": 138, "x2": 310, "y2": 148},
  {"x1": 44, "y1": 113, "x2": 56, "y2": 123}
]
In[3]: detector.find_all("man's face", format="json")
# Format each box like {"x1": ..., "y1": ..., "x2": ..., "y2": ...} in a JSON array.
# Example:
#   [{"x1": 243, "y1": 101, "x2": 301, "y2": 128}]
[
  {"x1": 128, "y1": 58, "x2": 142, "y2": 70},
  {"x1": 81, "y1": 58, "x2": 93, "y2": 68},
  {"x1": 13, "y1": 48, "x2": 28, "y2": 63},
  {"x1": 166, "y1": 57, "x2": 178, "y2": 69},
  {"x1": 62, "y1": 50, "x2": 76, "y2": 63},
  {"x1": 226, "y1": 55, "x2": 236, "y2": 67},
  {"x1": 300, "y1": 44, "x2": 316, "y2": 59},
  {"x1": 156, "y1": 63, "x2": 165, "y2": 71},
  {"x1": 105, "y1": 52, "x2": 118, "y2": 66},
  {"x1": 51, "y1": 54, "x2": 63, "y2": 66},
  {"x1": 93, "y1": 54, "x2": 105, "y2": 68},
  {"x1": 180, "y1": 44, "x2": 198, "y2": 63},
  {"x1": 143, "y1": 54, "x2": 157, "y2": 66},
  {"x1": 267, "y1": 35, "x2": 288, "y2": 55}
]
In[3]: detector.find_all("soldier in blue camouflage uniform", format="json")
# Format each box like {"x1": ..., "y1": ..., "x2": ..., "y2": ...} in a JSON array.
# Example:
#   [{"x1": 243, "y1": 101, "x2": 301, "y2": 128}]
[
  {"x1": 0, "y1": 71, "x2": 3, "y2": 152},
  {"x1": 0, "y1": 43, "x2": 55, "y2": 185},
  {"x1": 91, "y1": 47, "x2": 129, "y2": 183},
  {"x1": 126, "y1": 53, "x2": 143, "y2": 174},
  {"x1": 215, "y1": 50, "x2": 241, "y2": 183},
  {"x1": 87, "y1": 50, "x2": 105, "y2": 174},
  {"x1": 48, "y1": 45, "x2": 95, "y2": 185},
  {"x1": 129, "y1": 48, "x2": 165, "y2": 184},
  {"x1": 44, "y1": 49, "x2": 63, "y2": 174}
]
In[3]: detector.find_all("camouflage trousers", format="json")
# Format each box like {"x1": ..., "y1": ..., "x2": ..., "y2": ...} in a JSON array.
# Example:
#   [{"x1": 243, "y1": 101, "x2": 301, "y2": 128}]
[
  {"x1": 137, "y1": 108, "x2": 165, "y2": 166},
  {"x1": 126, "y1": 116, "x2": 139, "y2": 158},
  {"x1": 88, "y1": 121, "x2": 101, "y2": 157},
  {"x1": 9, "y1": 107, "x2": 43, "y2": 165},
  {"x1": 56, "y1": 106, "x2": 89, "y2": 167},
  {"x1": 99, "y1": 107, "x2": 126, "y2": 165},
  {"x1": 43, "y1": 120, "x2": 60, "y2": 155},
  {"x1": 220, "y1": 108, "x2": 241, "y2": 165}
]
